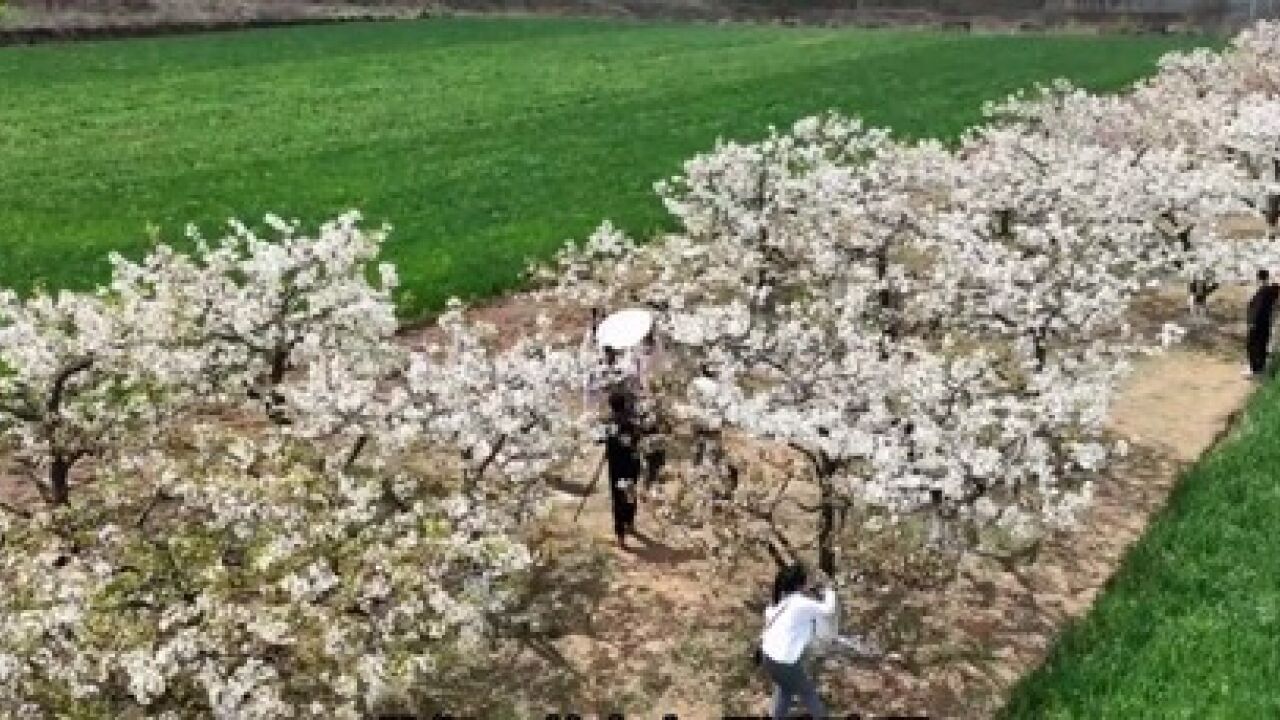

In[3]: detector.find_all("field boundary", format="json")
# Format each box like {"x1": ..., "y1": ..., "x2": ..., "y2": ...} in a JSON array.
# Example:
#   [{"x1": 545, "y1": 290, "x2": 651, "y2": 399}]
[
  {"x1": 0, "y1": 11, "x2": 415, "y2": 47},
  {"x1": 0, "y1": 5, "x2": 1237, "y2": 48},
  {"x1": 997, "y1": 368, "x2": 1280, "y2": 716}
]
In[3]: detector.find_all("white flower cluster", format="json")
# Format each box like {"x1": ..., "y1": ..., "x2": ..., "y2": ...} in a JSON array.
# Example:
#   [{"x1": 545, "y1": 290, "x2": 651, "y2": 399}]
[
  {"x1": 537, "y1": 22, "x2": 1280, "y2": 576},
  {"x1": 0, "y1": 216, "x2": 586, "y2": 716}
]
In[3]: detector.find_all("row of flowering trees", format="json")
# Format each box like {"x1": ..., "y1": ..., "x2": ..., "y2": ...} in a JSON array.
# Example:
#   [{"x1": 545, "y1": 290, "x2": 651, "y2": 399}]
[
  {"x1": 2, "y1": 21, "x2": 1279, "y2": 717},
  {"x1": 532, "y1": 22, "x2": 1280, "y2": 582},
  {"x1": 0, "y1": 216, "x2": 594, "y2": 717}
]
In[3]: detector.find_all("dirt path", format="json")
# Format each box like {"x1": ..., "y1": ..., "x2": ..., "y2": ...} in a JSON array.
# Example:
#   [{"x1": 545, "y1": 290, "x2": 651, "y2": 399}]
[{"x1": 1108, "y1": 350, "x2": 1252, "y2": 463}]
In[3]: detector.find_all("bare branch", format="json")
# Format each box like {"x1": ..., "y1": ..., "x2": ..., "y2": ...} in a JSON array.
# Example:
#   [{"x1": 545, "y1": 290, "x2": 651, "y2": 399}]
[{"x1": 47, "y1": 357, "x2": 94, "y2": 415}]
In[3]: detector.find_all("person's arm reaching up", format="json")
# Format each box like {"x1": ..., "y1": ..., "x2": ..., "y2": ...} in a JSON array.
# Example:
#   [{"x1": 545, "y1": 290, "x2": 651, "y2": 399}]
[
  {"x1": 817, "y1": 586, "x2": 836, "y2": 616},
  {"x1": 788, "y1": 586, "x2": 838, "y2": 626},
  {"x1": 810, "y1": 569, "x2": 837, "y2": 616}
]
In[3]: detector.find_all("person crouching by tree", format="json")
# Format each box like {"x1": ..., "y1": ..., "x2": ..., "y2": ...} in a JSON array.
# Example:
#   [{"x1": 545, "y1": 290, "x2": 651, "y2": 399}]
[
  {"x1": 1245, "y1": 269, "x2": 1280, "y2": 379},
  {"x1": 603, "y1": 391, "x2": 642, "y2": 549},
  {"x1": 759, "y1": 563, "x2": 836, "y2": 720}
]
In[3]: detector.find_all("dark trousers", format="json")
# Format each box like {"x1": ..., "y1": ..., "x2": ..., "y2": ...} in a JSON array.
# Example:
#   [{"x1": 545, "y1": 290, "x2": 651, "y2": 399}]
[
  {"x1": 1247, "y1": 326, "x2": 1271, "y2": 374},
  {"x1": 609, "y1": 479, "x2": 637, "y2": 539},
  {"x1": 762, "y1": 655, "x2": 826, "y2": 719}
]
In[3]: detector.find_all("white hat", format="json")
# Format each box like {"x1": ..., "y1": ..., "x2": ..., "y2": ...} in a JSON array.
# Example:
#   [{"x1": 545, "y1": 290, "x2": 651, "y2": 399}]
[{"x1": 596, "y1": 308, "x2": 653, "y2": 350}]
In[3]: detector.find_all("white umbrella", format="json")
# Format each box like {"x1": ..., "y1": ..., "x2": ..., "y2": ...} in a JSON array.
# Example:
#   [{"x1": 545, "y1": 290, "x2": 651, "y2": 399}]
[{"x1": 595, "y1": 308, "x2": 653, "y2": 350}]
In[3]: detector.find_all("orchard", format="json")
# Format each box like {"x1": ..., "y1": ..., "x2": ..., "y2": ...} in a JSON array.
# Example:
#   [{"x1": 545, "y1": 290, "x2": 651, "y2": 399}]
[{"x1": 3, "y1": 21, "x2": 1280, "y2": 718}]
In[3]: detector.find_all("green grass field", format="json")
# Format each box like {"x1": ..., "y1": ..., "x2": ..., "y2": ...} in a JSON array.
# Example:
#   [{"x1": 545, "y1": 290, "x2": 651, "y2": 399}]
[
  {"x1": 0, "y1": 18, "x2": 1217, "y2": 317},
  {"x1": 1002, "y1": 381, "x2": 1280, "y2": 718}
]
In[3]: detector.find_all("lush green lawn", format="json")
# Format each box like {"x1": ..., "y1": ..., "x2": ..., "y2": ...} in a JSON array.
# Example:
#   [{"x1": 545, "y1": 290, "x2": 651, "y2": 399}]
[
  {"x1": 1001, "y1": 380, "x2": 1280, "y2": 718},
  {"x1": 0, "y1": 18, "x2": 1215, "y2": 317}
]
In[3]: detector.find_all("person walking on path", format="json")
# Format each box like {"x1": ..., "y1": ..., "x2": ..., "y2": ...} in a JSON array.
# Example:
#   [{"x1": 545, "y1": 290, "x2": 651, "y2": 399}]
[
  {"x1": 1245, "y1": 269, "x2": 1280, "y2": 379},
  {"x1": 760, "y1": 563, "x2": 836, "y2": 720},
  {"x1": 602, "y1": 391, "x2": 642, "y2": 549}
]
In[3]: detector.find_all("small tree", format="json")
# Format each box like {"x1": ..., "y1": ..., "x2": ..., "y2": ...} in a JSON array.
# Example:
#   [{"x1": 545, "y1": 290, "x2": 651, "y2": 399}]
[
  {"x1": 0, "y1": 289, "x2": 179, "y2": 506},
  {"x1": 108, "y1": 212, "x2": 400, "y2": 424}
]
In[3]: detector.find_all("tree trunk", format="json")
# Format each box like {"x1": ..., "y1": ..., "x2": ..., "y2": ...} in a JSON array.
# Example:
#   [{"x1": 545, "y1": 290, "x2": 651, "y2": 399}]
[
  {"x1": 997, "y1": 208, "x2": 1014, "y2": 238},
  {"x1": 264, "y1": 347, "x2": 292, "y2": 424},
  {"x1": 1032, "y1": 326, "x2": 1049, "y2": 371},
  {"x1": 50, "y1": 455, "x2": 71, "y2": 506},
  {"x1": 1177, "y1": 226, "x2": 1192, "y2": 252},
  {"x1": 817, "y1": 474, "x2": 837, "y2": 576},
  {"x1": 269, "y1": 347, "x2": 289, "y2": 386}
]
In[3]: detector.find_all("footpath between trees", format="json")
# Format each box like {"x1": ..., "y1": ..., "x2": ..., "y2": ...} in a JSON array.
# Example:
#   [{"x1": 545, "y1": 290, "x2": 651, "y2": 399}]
[
  {"x1": 1003, "y1": 331, "x2": 1280, "y2": 714},
  {"x1": 399, "y1": 285, "x2": 1256, "y2": 717},
  {"x1": 0, "y1": 277, "x2": 1260, "y2": 717}
]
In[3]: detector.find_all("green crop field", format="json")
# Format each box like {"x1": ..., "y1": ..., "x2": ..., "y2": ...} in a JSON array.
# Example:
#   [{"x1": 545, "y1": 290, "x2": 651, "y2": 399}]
[
  {"x1": 1002, "y1": 379, "x2": 1280, "y2": 718},
  {"x1": 0, "y1": 18, "x2": 1216, "y2": 318}
]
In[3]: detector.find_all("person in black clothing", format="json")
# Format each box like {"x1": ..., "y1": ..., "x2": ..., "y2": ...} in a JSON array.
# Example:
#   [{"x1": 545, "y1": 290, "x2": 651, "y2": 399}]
[
  {"x1": 603, "y1": 391, "x2": 642, "y2": 549},
  {"x1": 1245, "y1": 269, "x2": 1280, "y2": 378}
]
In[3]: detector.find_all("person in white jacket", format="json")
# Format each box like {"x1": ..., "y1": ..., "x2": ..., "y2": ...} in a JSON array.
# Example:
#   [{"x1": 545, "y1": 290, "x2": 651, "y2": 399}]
[{"x1": 760, "y1": 563, "x2": 836, "y2": 719}]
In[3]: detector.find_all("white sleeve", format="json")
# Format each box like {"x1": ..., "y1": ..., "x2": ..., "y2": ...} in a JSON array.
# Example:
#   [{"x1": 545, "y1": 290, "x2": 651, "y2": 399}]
[
  {"x1": 792, "y1": 590, "x2": 837, "y2": 625},
  {"x1": 817, "y1": 587, "x2": 837, "y2": 616},
  {"x1": 763, "y1": 603, "x2": 777, "y2": 623},
  {"x1": 814, "y1": 588, "x2": 838, "y2": 641}
]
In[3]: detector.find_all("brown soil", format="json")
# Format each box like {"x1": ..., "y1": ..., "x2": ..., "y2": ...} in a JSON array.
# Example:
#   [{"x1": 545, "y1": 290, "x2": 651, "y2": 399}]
[{"x1": 401, "y1": 292, "x2": 591, "y2": 353}]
